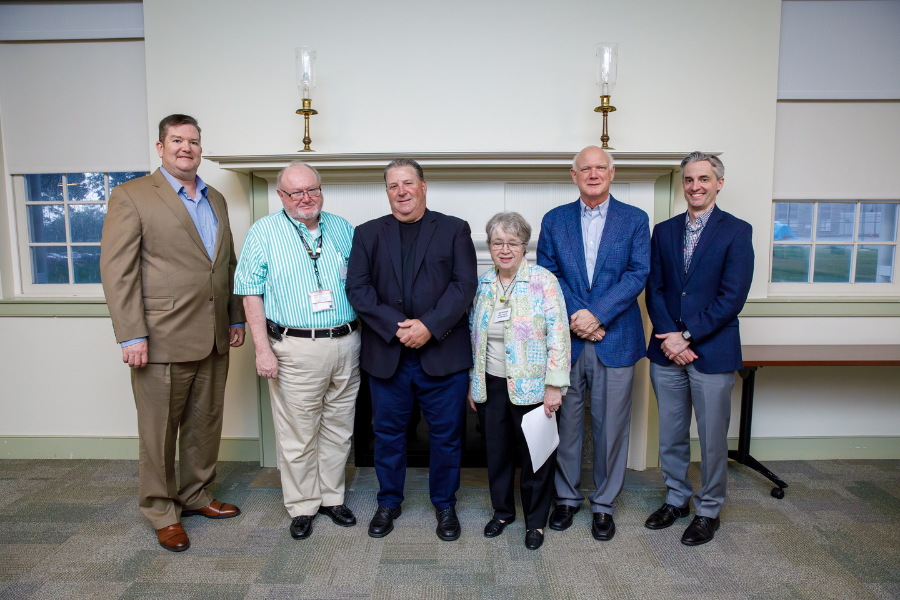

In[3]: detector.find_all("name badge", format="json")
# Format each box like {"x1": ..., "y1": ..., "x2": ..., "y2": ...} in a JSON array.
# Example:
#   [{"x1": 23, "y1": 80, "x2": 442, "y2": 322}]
[
  {"x1": 493, "y1": 308, "x2": 511, "y2": 322},
  {"x1": 309, "y1": 289, "x2": 334, "y2": 313},
  {"x1": 340, "y1": 265, "x2": 348, "y2": 280}
]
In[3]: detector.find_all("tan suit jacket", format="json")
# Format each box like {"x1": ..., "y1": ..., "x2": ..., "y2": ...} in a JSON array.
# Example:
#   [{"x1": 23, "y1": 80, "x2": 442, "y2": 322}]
[{"x1": 100, "y1": 169, "x2": 244, "y2": 363}]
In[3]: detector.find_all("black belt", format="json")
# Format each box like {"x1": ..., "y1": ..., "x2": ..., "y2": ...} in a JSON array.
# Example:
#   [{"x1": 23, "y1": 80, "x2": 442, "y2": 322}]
[{"x1": 266, "y1": 319, "x2": 358, "y2": 340}]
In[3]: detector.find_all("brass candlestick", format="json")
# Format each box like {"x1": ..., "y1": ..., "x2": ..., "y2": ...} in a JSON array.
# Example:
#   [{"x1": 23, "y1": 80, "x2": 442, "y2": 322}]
[
  {"x1": 593, "y1": 95, "x2": 616, "y2": 150},
  {"x1": 296, "y1": 99, "x2": 318, "y2": 152}
]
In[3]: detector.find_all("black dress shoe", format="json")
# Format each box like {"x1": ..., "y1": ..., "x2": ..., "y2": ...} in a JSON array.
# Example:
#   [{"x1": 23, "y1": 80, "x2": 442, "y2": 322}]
[
  {"x1": 368, "y1": 506, "x2": 401, "y2": 538},
  {"x1": 525, "y1": 529, "x2": 544, "y2": 550},
  {"x1": 435, "y1": 506, "x2": 461, "y2": 541},
  {"x1": 591, "y1": 513, "x2": 615, "y2": 541},
  {"x1": 644, "y1": 502, "x2": 691, "y2": 530},
  {"x1": 290, "y1": 515, "x2": 313, "y2": 539},
  {"x1": 549, "y1": 504, "x2": 580, "y2": 531},
  {"x1": 681, "y1": 516, "x2": 720, "y2": 546},
  {"x1": 318, "y1": 504, "x2": 357, "y2": 527},
  {"x1": 484, "y1": 517, "x2": 514, "y2": 538}
]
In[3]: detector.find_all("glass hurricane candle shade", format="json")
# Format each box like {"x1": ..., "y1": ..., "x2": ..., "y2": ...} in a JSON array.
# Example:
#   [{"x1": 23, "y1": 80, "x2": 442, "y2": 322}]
[
  {"x1": 595, "y1": 42, "x2": 618, "y2": 96},
  {"x1": 295, "y1": 46, "x2": 317, "y2": 100}
]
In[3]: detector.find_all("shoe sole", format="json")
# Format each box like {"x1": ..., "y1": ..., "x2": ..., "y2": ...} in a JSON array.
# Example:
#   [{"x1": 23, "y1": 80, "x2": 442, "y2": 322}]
[
  {"x1": 159, "y1": 540, "x2": 190, "y2": 552},
  {"x1": 181, "y1": 509, "x2": 241, "y2": 520},
  {"x1": 290, "y1": 530, "x2": 312, "y2": 540},
  {"x1": 437, "y1": 529, "x2": 460, "y2": 541}
]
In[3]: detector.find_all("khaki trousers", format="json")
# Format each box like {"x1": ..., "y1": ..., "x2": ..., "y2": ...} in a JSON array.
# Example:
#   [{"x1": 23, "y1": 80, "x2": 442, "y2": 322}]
[
  {"x1": 131, "y1": 347, "x2": 229, "y2": 529},
  {"x1": 268, "y1": 330, "x2": 360, "y2": 517}
]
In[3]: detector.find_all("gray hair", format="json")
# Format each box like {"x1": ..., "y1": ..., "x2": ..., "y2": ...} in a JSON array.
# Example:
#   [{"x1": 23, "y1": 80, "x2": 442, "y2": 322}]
[
  {"x1": 572, "y1": 146, "x2": 615, "y2": 170},
  {"x1": 384, "y1": 158, "x2": 425, "y2": 183},
  {"x1": 276, "y1": 161, "x2": 322, "y2": 189},
  {"x1": 485, "y1": 212, "x2": 532, "y2": 248},
  {"x1": 680, "y1": 151, "x2": 724, "y2": 180}
]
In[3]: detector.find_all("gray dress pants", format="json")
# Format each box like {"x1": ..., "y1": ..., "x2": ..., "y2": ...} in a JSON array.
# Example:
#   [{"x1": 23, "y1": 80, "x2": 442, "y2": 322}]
[
  {"x1": 554, "y1": 341, "x2": 635, "y2": 515},
  {"x1": 649, "y1": 361, "x2": 735, "y2": 518}
]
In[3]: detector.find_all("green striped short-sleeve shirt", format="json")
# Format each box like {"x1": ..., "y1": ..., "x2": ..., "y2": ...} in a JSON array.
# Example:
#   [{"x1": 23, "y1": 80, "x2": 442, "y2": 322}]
[{"x1": 234, "y1": 210, "x2": 357, "y2": 328}]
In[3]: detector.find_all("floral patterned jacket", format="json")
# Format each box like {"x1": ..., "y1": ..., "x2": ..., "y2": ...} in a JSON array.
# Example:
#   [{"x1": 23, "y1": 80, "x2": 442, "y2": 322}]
[{"x1": 469, "y1": 259, "x2": 571, "y2": 405}]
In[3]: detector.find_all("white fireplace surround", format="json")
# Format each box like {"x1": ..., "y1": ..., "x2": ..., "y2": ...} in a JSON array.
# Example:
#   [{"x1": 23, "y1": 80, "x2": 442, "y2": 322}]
[{"x1": 206, "y1": 151, "x2": 696, "y2": 471}]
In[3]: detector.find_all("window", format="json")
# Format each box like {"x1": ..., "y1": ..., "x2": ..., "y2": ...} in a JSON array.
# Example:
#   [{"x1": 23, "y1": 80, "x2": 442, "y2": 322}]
[
  {"x1": 14, "y1": 171, "x2": 147, "y2": 295},
  {"x1": 771, "y1": 201, "x2": 899, "y2": 294}
]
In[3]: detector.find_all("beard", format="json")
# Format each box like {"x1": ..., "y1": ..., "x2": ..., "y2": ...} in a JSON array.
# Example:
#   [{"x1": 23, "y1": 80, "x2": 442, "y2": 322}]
[{"x1": 288, "y1": 203, "x2": 322, "y2": 223}]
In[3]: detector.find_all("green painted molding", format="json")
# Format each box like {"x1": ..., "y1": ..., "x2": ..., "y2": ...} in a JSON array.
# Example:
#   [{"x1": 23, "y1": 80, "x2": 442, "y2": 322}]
[
  {"x1": 0, "y1": 299, "x2": 110, "y2": 317},
  {"x1": 688, "y1": 436, "x2": 899, "y2": 461},
  {"x1": 740, "y1": 297, "x2": 900, "y2": 317},
  {"x1": 0, "y1": 436, "x2": 260, "y2": 461}
]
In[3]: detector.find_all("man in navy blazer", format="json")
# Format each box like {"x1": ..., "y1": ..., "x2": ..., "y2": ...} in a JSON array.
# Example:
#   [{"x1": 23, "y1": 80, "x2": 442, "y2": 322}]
[
  {"x1": 537, "y1": 146, "x2": 650, "y2": 541},
  {"x1": 346, "y1": 158, "x2": 477, "y2": 542},
  {"x1": 643, "y1": 151, "x2": 753, "y2": 546}
]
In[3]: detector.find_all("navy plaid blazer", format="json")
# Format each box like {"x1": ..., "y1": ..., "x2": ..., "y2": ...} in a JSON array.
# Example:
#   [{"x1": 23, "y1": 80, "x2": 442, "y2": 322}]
[{"x1": 537, "y1": 196, "x2": 650, "y2": 368}]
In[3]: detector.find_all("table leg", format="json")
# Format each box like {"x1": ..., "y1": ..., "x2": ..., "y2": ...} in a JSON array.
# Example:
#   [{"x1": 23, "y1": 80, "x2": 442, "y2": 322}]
[{"x1": 728, "y1": 367, "x2": 789, "y2": 499}]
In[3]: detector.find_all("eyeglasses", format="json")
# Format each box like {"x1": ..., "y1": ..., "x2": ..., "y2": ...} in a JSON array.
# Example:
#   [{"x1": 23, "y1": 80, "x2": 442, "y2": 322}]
[
  {"x1": 490, "y1": 241, "x2": 524, "y2": 251},
  {"x1": 279, "y1": 187, "x2": 322, "y2": 200}
]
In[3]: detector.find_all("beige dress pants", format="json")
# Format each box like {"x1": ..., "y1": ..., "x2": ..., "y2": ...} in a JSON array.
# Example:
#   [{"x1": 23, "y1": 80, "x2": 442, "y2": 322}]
[
  {"x1": 131, "y1": 347, "x2": 229, "y2": 529},
  {"x1": 268, "y1": 330, "x2": 360, "y2": 517}
]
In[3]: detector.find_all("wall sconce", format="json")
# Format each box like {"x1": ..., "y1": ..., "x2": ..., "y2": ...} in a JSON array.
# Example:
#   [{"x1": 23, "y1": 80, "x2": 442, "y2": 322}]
[
  {"x1": 295, "y1": 46, "x2": 318, "y2": 152},
  {"x1": 594, "y1": 42, "x2": 618, "y2": 150}
]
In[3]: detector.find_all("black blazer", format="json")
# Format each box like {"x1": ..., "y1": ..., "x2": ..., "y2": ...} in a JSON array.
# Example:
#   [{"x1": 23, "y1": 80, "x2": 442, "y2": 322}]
[
  {"x1": 346, "y1": 210, "x2": 478, "y2": 379},
  {"x1": 645, "y1": 205, "x2": 754, "y2": 373}
]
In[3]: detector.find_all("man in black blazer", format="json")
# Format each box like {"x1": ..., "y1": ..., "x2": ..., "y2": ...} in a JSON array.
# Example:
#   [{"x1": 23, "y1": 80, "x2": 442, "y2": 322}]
[
  {"x1": 644, "y1": 151, "x2": 754, "y2": 546},
  {"x1": 346, "y1": 158, "x2": 477, "y2": 541}
]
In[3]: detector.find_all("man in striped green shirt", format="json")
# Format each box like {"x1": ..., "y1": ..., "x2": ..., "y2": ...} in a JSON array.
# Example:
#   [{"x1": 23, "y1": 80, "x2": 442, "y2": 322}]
[{"x1": 235, "y1": 162, "x2": 359, "y2": 541}]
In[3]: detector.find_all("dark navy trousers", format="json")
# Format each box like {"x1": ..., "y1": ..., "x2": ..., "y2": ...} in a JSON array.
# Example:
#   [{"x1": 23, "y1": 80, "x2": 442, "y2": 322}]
[{"x1": 368, "y1": 349, "x2": 468, "y2": 510}]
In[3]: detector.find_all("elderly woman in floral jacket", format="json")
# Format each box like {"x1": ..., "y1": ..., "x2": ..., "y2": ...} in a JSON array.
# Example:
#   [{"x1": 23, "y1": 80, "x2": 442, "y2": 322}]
[{"x1": 468, "y1": 211, "x2": 570, "y2": 550}]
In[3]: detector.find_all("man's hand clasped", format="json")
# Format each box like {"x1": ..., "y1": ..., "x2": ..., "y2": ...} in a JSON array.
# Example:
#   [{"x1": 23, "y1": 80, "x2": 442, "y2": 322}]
[
  {"x1": 396, "y1": 319, "x2": 432, "y2": 349},
  {"x1": 570, "y1": 309, "x2": 605, "y2": 342},
  {"x1": 656, "y1": 331, "x2": 698, "y2": 365}
]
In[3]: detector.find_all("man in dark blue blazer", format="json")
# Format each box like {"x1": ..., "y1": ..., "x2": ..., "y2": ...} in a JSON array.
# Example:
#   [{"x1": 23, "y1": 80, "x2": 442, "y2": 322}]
[
  {"x1": 644, "y1": 151, "x2": 753, "y2": 546},
  {"x1": 537, "y1": 146, "x2": 650, "y2": 541},
  {"x1": 346, "y1": 158, "x2": 477, "y2": 542}
]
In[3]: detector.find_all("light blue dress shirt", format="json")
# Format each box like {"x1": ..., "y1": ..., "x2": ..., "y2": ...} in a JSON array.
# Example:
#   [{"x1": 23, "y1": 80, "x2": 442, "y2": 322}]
[
  {"x1": 581, "y1": 197, "x2": 610, "y2": 285},
  {"x1": 121, "y1": 168, "x2": 241, "y2": 348}
]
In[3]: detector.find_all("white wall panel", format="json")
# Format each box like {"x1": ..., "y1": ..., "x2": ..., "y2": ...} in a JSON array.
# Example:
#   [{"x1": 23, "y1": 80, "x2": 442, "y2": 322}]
[{"x1": 0, "y1": 1, "x2": 143, "y2": 41}]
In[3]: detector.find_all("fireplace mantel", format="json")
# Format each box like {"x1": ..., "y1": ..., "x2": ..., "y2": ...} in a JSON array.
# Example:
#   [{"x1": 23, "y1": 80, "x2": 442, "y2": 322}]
[{"x1": 205, "y1": 151, "x2": 706, "y2": 183}]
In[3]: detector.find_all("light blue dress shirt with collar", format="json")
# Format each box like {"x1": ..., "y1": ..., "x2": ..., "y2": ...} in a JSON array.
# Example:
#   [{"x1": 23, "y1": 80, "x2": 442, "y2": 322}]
[
  {"x1": 581, "y1": 196, "x2": 610, "y2": 285},
  {"x1": 121, "y1": 168, "x2": 242, "y2": 348}
]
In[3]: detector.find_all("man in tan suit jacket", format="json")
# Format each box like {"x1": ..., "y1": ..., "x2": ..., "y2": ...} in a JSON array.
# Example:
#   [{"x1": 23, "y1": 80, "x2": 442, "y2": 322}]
[{"x1": 100, "y1": 114, "x2": 245, "y2": 552}]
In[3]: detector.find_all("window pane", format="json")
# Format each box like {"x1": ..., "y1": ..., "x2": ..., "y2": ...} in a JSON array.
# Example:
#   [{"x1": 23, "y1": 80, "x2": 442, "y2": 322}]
[
  {"x1": 24, "y1": 174, "x2": 63, "y2": 202},
  {"x1": 109, "y1": 171, "x2": 147, "y2": 192},
  {"x1": 855, "y1": 245, "x2": 895, "y2": 283},
  {"x1": 772, "y1": 244, "x2": 810, "y2": 282},
  {"x1": 773, "y1": 202, "x2": 813, "y2": 241},
  {"x1": 72, "y1": 246, "x2": 102, "y2": 284},
  {"x1": 858, "y1": 203, "x2": 898, "y2": 242},
  {"x1": 816, "y1": 203, "x2": 856, "y2": 241},
  {"x1": 68, "y1": 204, "x2": 106, "y2": 243},
  {"x1": 26, "y1": 204, "x2": 66, "y2": 243},
  {"x1": 66, "y1": 172, "x2": 105, "y2": 202},
  {"x1": 30, "y1": 247, "x2": 69, "y2": 284},
  {"x1": 813, "y1": 245, "x2": 852, "y2": 282}
]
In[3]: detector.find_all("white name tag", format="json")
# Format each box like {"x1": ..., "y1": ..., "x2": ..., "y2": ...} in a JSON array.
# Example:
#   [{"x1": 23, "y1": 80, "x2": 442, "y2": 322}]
[
  {"x1": 340, "y1": 265, "x2": 348, "y2": 280},
  {"x1": 309, "y1": 289, "x2": 334, "y2": 313},
  {"x1": 493, "y1": 308, "x2": 511, "y2": 322}
]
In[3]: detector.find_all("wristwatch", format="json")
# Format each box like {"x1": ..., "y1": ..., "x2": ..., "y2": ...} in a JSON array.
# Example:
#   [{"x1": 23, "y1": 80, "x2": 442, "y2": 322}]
[{"x1": 681, "y1": 330, "x2": 693, "y2": 342}]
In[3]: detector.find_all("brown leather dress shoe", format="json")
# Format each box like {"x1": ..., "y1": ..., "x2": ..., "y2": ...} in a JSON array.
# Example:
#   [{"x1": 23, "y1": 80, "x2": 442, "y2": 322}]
[
  {"x1": 156, "y1": 524, "x2": 190, "y2": 552},
  {"x1": 182, "y1": 499, "x2": 241, "y2": 519}
]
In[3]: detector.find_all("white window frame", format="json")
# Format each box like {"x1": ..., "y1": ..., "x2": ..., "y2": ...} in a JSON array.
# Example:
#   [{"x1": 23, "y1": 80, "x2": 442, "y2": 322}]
[
  {"x1": 12, "y1": 172, "x2": 144, "y2": 297},
  {"x1": 768, "y1": 199, "x2": 900, "y2": 297}
]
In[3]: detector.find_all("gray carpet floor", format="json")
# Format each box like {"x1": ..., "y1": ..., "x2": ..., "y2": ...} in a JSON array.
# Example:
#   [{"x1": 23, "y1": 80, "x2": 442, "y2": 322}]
[{"x1": 1, "y1": 459, "x2": 898, "y2": 599}]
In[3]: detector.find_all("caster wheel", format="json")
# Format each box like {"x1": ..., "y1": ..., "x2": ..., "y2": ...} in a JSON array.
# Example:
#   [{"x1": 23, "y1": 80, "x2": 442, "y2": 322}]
[{"x1": 771, "y1": 487, "x2": 785, "y2": 499}]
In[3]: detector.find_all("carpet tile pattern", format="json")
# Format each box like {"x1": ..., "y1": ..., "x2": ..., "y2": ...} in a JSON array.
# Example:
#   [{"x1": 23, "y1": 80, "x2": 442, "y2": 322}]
[{"x1": 0, "y1": 459, "x2": 897, "y2": 599}]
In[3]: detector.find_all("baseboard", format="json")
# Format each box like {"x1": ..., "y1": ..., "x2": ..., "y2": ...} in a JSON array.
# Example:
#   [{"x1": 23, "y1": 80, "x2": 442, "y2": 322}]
[
  {"x1": 0, "y1": 436, "x2": 260, "y2": 461},
  {"x1": 689, "y1": 436, "x2": 900, "y2": 461}
]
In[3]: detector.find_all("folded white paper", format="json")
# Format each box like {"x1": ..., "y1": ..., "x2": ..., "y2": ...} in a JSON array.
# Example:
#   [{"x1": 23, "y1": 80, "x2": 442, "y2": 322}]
[{"x1": 520, "y1": 404, "x2": 559, "y2": 471}]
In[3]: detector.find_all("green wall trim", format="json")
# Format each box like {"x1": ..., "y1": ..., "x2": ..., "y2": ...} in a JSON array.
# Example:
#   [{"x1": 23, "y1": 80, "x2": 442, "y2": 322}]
[
  {"x1": 0, "y1": 436, "x2": 260, "y2": 461},
  {"x1": 688, "y1": 436, "x2": 900, "y2": 461},
  {"x1": 0, "y1": 299, "x2": 110, "y2": 317},
  {"x1": 740, "y1": 298, "x2": 900, "y2": 317}
]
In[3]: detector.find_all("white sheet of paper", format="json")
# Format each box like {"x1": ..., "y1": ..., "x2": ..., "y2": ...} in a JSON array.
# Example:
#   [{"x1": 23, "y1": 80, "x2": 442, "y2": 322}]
[{"x1": 520, "y1": 404, "x2": 559, "y2": 471}]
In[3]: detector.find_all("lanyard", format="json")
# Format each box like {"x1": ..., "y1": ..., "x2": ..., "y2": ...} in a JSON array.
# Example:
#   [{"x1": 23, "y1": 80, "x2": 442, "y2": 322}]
[{"x1": 283, "y1": 210, "x2": 325, "y2": 290}]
